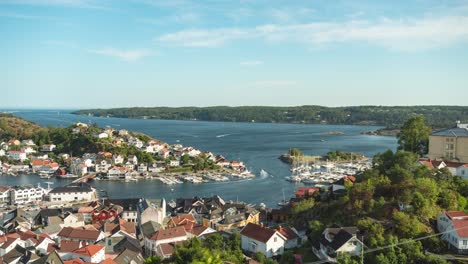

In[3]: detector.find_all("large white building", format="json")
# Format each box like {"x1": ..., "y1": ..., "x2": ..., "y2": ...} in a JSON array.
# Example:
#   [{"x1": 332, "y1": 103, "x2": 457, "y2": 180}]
[
  {"x1": 49, "y1": 182, "x2": 96, "y2": 203},
  {"x1": 9, "y1": 185, "x2": 45, "y2": 205},
  {"x1": 7, "y1": 151, "x2": 27, "y2": 161},
  {"x1": 437, "y1": 211, "x2": 468, "y2": 254},
  {"x1": 240, "y1": 223, "x2": 287, "y2": 258}
]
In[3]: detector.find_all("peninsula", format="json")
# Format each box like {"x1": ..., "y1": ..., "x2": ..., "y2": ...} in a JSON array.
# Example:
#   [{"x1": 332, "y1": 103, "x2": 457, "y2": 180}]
[{"x1": 0, "y1": 114, "x2": 252, "y2": 182}]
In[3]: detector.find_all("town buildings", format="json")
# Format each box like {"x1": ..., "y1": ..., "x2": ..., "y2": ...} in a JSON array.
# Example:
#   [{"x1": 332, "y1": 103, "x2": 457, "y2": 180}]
[{"x1": 428, "y1": 122, "x2": 468, "y2": 163}]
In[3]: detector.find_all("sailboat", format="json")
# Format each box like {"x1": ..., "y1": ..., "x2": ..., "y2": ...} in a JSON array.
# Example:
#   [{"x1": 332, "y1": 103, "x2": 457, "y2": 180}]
[{"x1": 277, "y1": 189, "x2": 289, "y2": 206}]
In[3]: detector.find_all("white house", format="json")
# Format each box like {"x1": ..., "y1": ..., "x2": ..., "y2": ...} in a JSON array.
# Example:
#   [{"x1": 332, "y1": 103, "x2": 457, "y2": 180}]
[
  {"x1": 159, "y1": 149, "x2": 170, "y2": 159},
  {"x1": 62, "y1": 213, "x2": 85, "y2": 228},
  {"x1": 0, "y1": 186, "x2": 11, "y2": 206},
  {"x1": 169, "y1": 160, "x2": 180, "y2": 167},
  {"x1": 456, "y1": 164, "x2": 468, "y2": 180},
  {"x1": 21, "y1": 147, "x2": 35, "y2": 154},
  {"x1": 312, "y1": 226, "x2": 363, "y2": 262},
  {"x1": 113, "y1": 155, "x2": 124, "y2": 164},
  {"x1": 96, "y1": 160, "x2": 112, "y2": 173},
  {"x1": 119, "y1": 129, "x2": 129, "y2": 136},
  {"x1": 107, "y1": 166, "x2": 127, "y2": 180},
  {"x1": 95, "y1": 133, "x2": 108, "y2": 139},
  {"x1": 71, "y1": 244, "x2": 106, "y2": 263},
  {"x1": 240, "y1": 223, "x2": 287, "y2": 258},
  {"x1": 35, "y1": 236, "x2": 56, "y2": 255},
  {"x1": 128, "y1": 137, "x2": 143, "y2": 148},
  {"x1": 144, "y1": 226, "x2": 188, "y2": 257},
  {"x1": 7, "y1": 151, "x2": 27, "y2": 161},
  {"x1": 9, "y1": 185, "x2": 44, "y2": 205},
  {"x1": 138, "y1": 163, "x2": 148, "y2": 173},
  {"x1": 0, "y1": 149, "x2": 5, "y2": 157},
  {"x1": 41, "y1": 144, "x2": 56, "y2": 152},
  {"x1": 125, "y1": 161, "x2": 135, "y2": 171},
  {"x1": 49, "y1": 182, "x2": 96, "y2": 203},
  {"x1": 21, "y1": 139, "x2": 35, "y2": 146},
  {"x1": 437, "y1": 211, "x2": 468, "y2": 254},
  {"x1": 128, "y1": 155, "x2": 138, "y2": 164},
  {"x1": 276, "y1": 226, "x2": 301, "y2": 249}
]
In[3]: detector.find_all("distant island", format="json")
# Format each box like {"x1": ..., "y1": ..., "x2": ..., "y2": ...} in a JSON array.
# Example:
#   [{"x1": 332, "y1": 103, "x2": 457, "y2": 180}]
[{"x1": 72, "y1": 105, "x2": 468, "y2": 128}]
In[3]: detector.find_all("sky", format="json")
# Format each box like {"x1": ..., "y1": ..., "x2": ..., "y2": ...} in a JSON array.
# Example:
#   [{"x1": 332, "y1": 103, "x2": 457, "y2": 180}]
[{"x1": 1, "y1": 0, "x2": 468, "y2": 109}]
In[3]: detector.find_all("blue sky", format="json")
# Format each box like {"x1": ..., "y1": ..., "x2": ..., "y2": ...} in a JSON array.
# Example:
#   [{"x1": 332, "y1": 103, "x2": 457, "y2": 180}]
[{"x1": 2, "y1": 0, "x2": 468, "y2": 109}]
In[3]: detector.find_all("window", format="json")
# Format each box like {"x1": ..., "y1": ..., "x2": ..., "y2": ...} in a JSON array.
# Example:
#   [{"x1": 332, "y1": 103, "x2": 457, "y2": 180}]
[
  {"x1": 464, "y1": 240, "x2": 467, "y2": 246},
  {"x1": 274, "y1": 237, "x2": 277, "y2": 242}
]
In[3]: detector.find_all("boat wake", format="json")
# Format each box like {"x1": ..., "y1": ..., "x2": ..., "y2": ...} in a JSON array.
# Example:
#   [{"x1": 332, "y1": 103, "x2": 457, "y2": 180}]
[
  {"x1": 216, "y1": 134, "x2": 231, "y2": 138},
  {"x1": 260, "y1": 169, "x2": 269, "y2": 179}
]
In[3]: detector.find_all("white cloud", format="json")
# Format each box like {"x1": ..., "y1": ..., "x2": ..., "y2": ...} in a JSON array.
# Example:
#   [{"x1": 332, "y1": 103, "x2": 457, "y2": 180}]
[
  {"x1": 156, "y1": 15, "x2": 468, "y2": 51},
  {"x1": 88, "y1": 48, "x2": 152, "y2": 61},
  {"x1": 240, "y1": 60, "x2": 263, "y2": 66},
  {"x1": 0, "y1": 0, "x2": 108, "y2": 9}
]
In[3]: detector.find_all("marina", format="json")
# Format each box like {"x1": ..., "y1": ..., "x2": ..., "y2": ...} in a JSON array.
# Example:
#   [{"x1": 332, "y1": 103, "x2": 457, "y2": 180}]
[{"x1": 1, "y1": 110, "x2": 397, "y2": 206}]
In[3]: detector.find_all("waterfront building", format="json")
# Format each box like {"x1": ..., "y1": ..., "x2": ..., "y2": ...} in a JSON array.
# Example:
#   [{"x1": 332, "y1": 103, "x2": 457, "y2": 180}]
[
  {"x1": 0, "y1": 186, "x2": 11, "y2": 206},
  {"x1": 428, "y1": 122, "x2": 468, "y2": 163},
  {"x1": 49, "y1": 183, "x2": 97, "y2": 203},
  {"x1": 9, "y1": 185, "x2": 44, "y2": 205},
  {"x1": 6, "y1": 151, "x2": 27, "y2": 161}
]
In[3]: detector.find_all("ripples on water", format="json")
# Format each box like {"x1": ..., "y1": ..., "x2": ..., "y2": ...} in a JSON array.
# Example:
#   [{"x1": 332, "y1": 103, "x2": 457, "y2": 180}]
[{"x1": 1, "y1": 110, "x2": 397, "y2": 206}]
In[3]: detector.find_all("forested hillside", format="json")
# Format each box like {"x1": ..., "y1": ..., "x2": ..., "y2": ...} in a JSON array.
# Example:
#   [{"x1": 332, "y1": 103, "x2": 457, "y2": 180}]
[{"x1": 73, "y1": 105, "x2": 468, "y2": 128}]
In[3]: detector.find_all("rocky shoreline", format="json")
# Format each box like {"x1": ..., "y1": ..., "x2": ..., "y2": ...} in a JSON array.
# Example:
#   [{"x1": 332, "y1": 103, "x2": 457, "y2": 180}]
[{"x1": 361, "y1": 128, "x2": 400, "y2": 136}]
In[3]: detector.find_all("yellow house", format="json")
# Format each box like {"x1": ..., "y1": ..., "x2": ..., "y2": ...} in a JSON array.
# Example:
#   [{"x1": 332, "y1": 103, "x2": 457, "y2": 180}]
[
  {"x1": 428, "y1": 123, "x2": 468, "y2": 163},
  {"x1": 202, "y1": 207, "x2": 260, "y2": 231}
]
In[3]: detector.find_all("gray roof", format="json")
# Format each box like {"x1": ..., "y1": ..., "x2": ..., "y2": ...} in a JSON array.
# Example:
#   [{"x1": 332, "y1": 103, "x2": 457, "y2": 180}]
[
  {"x1": 431, "y1": 127, "x2": 468, "y2": 137},
  {"x1": 49, "y1": 182, "x2": 93, "y2": 194}
]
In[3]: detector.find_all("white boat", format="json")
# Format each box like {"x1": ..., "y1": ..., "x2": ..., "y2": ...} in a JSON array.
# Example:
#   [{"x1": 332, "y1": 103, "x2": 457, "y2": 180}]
[
  {"x1": 39, "y1": 173, "x2": 52, "y2": 179},
  {"x1": 277, "y1": 189, "x2": 289, "y2": 206},
  {"x1": 57, "y1": 173, "x2": 78, "y2": 179}
]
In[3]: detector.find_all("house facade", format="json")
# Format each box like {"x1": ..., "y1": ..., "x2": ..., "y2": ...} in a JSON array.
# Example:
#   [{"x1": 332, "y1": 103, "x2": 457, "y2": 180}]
[
  {"x1": 240, "y1": 223, "x2": 286, "y2": 258},
  {"x1": 437, "y1": 211, "x2": 468, "y2": 254},
  {"x1": 49, "y1": 183, "x2": 96, "y2": 203},
  {"x1": 428, "y1": 123, "x2": 468, "y2": 163}
]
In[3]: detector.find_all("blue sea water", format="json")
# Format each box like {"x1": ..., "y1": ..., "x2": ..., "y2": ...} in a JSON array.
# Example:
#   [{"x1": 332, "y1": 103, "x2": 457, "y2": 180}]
[{"x1": 0, "y1": 110, "x2": 397, "y2": 206}]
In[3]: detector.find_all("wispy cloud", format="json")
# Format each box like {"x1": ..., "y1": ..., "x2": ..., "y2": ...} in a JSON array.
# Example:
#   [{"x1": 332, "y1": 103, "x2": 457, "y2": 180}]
[
  {"x1": 0, "y1": 12, "x2": 56, "y2": 20},
  {"x1": 157, "y1": 15, "x2": 468, "y2": 51},
  {"x1": 88, "y1": 48, "x2": 153, "y2": 61},
  {"x1": 0, "y1": 0, "x2": 109, "y2": 9},
  {"x1": 240, "y1": 60, "x2": 263, "y2": 66}
]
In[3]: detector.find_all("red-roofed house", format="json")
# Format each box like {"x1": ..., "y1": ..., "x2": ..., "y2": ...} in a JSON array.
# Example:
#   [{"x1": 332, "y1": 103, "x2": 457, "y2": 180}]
[
  {"x1": 437, "y1": 211, "x2": 468, "y2": 254},
  {"x1": 71, "y1": 245, "x2": 105, "y2": 263},
  {"x1": 276, "y1": 226, "x2": 300, "y2": 249},
  {"x1": 144, "y1": 226, "x2": 188, "y2": 258},
  {"x1": 295, "y1": 187, "x2": 319, "y2": 199},
  {"x1": 167, "y1": 214, "x2": 197, "y2": 232},
  {"x1": 240, "y1": 223, "x2": 287, "y2": 258}
]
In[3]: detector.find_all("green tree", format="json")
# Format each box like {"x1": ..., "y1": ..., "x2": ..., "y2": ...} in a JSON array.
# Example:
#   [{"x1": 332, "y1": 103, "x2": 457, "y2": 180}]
[
  {"x1": 288, "y1": 148, "x2": 303, "y2": 157},
  {"x1": 397, "y1": 116, "x2": 431, "y2": 155},
  {"x1": 145, "y1": 256, "x2": 162, "y2": 264}
]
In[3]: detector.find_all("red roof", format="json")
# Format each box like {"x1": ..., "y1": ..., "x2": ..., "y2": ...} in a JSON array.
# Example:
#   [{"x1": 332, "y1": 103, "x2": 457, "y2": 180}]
[
  {"x1": 446, "y1": 211, "x2": 468, "y2": 219},
  {"x1": 58, "y1": 227, "x2": 101, "y2": 241},
  {"x1": 452, "y1": 219, "x2": 468, "y2": 238},
  {"x1": 101, "y1": 258, "x2": 118, "y2": 264},
  {"x1": 73, "y1": 244, "x2": 104, "y2": 257},
  {"x1": 150, "y1": 226, "x2": 187, "y2": 241},
  {"x1": 32, "y1": 159, "x2": 52, "y2": 166},
  {"x1": 240, "y1": 223, "x2": 281, "y2": 243},
  {"x1": 295, "y1": 187, "x2": 319, "y2": 197},
  {"x1": 276, "y1": 226, "x2": 299, "y2": 240}
]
